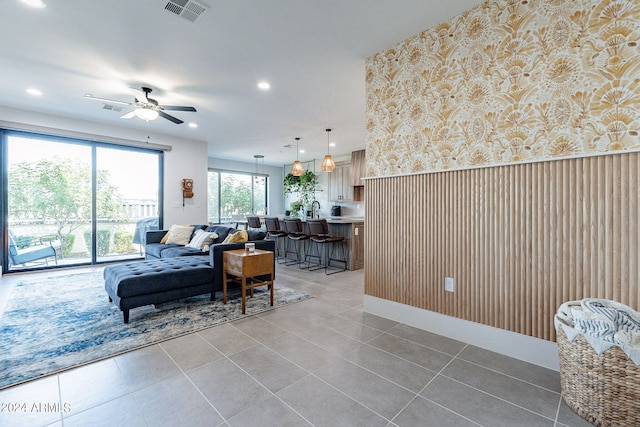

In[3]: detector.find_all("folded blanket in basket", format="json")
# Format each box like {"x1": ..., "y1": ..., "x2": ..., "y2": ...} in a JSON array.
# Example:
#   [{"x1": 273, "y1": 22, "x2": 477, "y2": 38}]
[{"x1": 555, "y1": 299, "x2": 640, "y2": 364}]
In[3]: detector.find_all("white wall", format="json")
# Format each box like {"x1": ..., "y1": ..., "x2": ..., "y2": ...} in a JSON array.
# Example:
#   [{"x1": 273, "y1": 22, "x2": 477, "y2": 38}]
[
  {"x1": 162, "y1": 139, "x2": 208, "y2": 227},
  {"x1": 0, "y1": 106, "x2": 209, "y2": 227}
]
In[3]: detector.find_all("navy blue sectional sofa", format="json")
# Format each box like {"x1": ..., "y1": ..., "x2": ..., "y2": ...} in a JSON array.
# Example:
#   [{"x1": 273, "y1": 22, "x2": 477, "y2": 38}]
[
  {"x1": 104, "y1": 224, "x2": 275, "y2": 323},
  {"x1": 144, "y1": 224, "x2": 266, "y2": 259},
  {"x1": 145, "y1": 224, "x2": 274, "y2": 293}
]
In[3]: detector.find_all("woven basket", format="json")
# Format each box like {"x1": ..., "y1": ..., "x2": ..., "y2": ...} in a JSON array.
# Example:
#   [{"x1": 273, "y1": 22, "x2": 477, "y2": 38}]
[{"x1": 556, "y1": 325, "x2": 640, "y2": 427}]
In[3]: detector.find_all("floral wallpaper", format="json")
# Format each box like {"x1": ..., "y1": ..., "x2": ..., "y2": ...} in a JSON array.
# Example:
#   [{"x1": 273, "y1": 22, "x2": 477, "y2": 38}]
[{"x1": 365, "y1": 0, "x2": 640, "y2": 177}]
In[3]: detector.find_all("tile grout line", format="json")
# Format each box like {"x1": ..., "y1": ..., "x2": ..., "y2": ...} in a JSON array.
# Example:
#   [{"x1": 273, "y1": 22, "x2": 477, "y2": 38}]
[
  {"x1": 215, "y1": 346, "x2": 315, "y2": 426},
  {"x1": 432, "y1": 372, "x2": 560, "y2": 424},
  {"x1": 192, "y1": 322, "x2": 315, "y2": 426},
  {"x1": 56, "y1": 375, "x2": 64, "y2": 427},
  {"x1": 452, "y1": 357, "x2": 562, "y2": 395},
  {"x1": 389, "y1": 343, "x2": 483, "y2": 427},
  {"x1": 553, "y1": 393, "x2": 564, "y2": 426},
  {"x1": 255, "y1": 314, "x2": 430, "y2": 400},
  {"x1": 252, "y1": 312, "x2": 465, "y2": 425},
  {"x1": 218, "y1": 303, "x2": 396, "y2": 424},
  {"x1": 156, "y1": 339, "x2": 229, "y2": 425},
  {"x1": 353, "y1": 323, "x2": 563, "y2": 422},
  {"x1": 57, "y1": 351, "x2": 146, "y2": 424},
  {"x1": 109, "y1": 354, "x2": 149, "y2": 427},
  {"x1": 440, "y1": 345, "x2": 562, "y2": 423}
]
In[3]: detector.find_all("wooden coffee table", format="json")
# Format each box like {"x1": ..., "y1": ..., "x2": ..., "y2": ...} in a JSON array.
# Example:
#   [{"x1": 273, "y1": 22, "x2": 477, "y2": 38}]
[{"x1": 222, "y1": 249, "x2": 275, "y2": 314}]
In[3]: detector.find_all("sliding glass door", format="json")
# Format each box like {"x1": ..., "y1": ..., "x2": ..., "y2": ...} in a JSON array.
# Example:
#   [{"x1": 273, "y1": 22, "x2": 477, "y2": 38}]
[
  {"x1": 3, "y1": 131, "x2": 161, "y2": 271},
  {"x1": 6, "y1": 136, "x2": 92, "y2": 269},
  {"x1": 95, "y1": 146, "x2": 160, "y2": 263}
]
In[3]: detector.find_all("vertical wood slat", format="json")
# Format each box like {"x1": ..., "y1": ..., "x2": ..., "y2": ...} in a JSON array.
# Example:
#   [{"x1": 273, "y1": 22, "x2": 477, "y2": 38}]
[{"x1": 364, "y1": 153, "x2": 640, "y2": 342}]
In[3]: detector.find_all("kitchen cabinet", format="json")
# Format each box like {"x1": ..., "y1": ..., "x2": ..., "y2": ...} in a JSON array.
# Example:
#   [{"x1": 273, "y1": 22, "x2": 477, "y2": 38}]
[
  {"x1": 350, "y1": 150, "x2": 366, "y2": 186},
  {"x1": 350, "y1": 150, "x2": 365, "y2": 201},
  {"x1": 328, "y1": 161, "x2": 353, "y2": 201}
]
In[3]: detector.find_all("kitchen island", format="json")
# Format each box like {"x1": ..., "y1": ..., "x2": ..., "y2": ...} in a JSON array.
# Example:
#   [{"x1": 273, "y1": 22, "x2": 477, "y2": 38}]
[
  {"x1": 236, "y1": 216, "x2": 365, "y2": 271},
  {"x1": 315, "y1": 217, "x2": 365, "y2": 271}
]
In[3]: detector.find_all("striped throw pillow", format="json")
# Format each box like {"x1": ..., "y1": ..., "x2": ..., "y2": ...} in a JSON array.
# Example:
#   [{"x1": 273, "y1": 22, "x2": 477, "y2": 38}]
[{"x1": 187, "y1": 229, "x2": 218, "y2": 250}]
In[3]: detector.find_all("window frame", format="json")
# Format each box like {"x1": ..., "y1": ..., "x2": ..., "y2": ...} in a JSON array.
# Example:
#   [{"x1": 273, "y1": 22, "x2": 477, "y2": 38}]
[{"x1": 207, "y1": 168, "x2": 269, "y2": 224}]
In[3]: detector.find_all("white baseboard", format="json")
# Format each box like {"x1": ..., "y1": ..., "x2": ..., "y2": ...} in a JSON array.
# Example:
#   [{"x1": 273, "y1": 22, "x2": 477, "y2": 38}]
[{"x1": 364, "y1": 295, "x2": 559, "y2": 371}]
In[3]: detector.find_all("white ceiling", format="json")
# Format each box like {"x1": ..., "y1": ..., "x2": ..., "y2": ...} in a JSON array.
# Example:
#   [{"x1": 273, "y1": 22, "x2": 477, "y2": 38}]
[{"x1": 0, "y1": 0, "x2": 480, "y2": 166}]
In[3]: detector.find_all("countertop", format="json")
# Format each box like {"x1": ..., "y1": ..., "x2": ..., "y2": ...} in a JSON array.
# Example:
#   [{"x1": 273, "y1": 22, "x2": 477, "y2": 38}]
[
  {"x1": 325, "y1": 217, "x2": 365, "y2": 224},
  {"x1": 279, "y1": 216, "x2": 365, "y2": 224}
]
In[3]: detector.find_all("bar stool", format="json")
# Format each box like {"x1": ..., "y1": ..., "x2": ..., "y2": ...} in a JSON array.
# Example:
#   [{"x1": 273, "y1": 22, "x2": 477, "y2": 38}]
[
  {"x1": 305, "y1": 219, "x2": 347, "y2": 274},
  {"x1": 264, "y1": 217, "x2": 287, "y2": 263},
  {"x1": 283, "y1": 218, "x2": 310, "y2": 267},
  {"x1": 246, "y1": 215, "x2": 262, "y2": 230}
]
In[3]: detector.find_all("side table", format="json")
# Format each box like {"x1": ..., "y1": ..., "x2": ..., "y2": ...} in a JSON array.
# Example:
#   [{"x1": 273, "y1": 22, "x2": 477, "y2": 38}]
[{"x1": 223, "y1": 249, "x2": 275, "y2": 314}]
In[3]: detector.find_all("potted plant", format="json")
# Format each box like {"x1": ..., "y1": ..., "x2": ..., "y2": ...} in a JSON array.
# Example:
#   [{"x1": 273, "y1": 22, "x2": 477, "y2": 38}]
[
  {"x1": 289, "y1": 200, "x2": 303, "y2": 216},
  {"x1": 298, "y1": 170, "x2": 318, "y2": 210},
  {"x1": 283, "y1": 170, "x2": 318, "y2": 216},
  {"x1": 283, "y1": 172, "x2": 300, "y2": 197}
]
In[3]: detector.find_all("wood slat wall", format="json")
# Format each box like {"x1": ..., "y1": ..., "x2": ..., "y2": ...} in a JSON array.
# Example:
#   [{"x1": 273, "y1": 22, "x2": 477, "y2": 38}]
[{"x1": 364, "y1": 153, "x2": 640, "y2": 341}]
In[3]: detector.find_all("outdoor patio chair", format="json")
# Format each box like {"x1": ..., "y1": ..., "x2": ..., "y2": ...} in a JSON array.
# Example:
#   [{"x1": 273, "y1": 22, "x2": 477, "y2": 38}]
[{"x1": 8, "y1": 231, "x2": 60, "y2": 267}]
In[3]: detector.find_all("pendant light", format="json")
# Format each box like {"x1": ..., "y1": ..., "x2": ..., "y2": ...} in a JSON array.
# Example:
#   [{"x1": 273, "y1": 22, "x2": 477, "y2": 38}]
[
  {"x1": 291, "y1": 137, "x2": 304, "y2": 176},
  {"x1": 321, "y1": 128, "x2": 336, "y2": 172},
  {"x1": 254, "y1": 154, "x2": 265, "y2": 185}
]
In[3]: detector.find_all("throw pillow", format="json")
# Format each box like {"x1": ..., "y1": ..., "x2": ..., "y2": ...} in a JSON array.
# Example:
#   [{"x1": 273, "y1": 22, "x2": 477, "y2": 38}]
[
  {"x1": 165, "y1": 225, "x2": 195, "y2": 245},
  {"x1": 222, "y1": 230, "x2": 249, "y2": 244},
  {"x1": 160, "y1": 224, "x2": 192, "y2": 244},
  {"x1": 187, "y1": 229, "x2": 218, "y2": 250}
]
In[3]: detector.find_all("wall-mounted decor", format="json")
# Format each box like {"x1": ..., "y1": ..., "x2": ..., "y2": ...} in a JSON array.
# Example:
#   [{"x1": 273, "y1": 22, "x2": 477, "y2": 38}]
[{"x1": 182, "y1": 178, "x2": 194, "y2": 199}]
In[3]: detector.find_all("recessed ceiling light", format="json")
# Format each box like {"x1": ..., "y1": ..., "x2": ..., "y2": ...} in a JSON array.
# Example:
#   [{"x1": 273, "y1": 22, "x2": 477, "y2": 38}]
[
  {"x1": 188, "y1": 122, "x2": 198, "y2": 128},
  {"x1": 300, "y1": 149, "x2": 305, "y2": 153},
  {"x1": 20, "y1": 0, "x2": 46, "y2": 8},
  {"x1": 330, "y1": 143, "x2": 336, "y2": 147},
  {"x1": 26, "y1": 88, "x2": 42, "y2": 96},
  {"x1": 257, "y1": 81, "x2": 270, "y2": 90}
]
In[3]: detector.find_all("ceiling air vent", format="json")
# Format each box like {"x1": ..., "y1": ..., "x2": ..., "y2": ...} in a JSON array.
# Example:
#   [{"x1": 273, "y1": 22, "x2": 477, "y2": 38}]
[
  {"x1": 164, "y1": 0, "x2": 208, "y2": 23},
  {"x1": 102, "y1": 104, "x2": 123, "y2": 112}
]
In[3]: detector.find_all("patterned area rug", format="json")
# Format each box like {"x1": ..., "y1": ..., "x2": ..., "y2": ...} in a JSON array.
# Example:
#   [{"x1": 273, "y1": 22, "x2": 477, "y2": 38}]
[{"x1": 0, "y1": 270, "x2": 311, "y2": 390}]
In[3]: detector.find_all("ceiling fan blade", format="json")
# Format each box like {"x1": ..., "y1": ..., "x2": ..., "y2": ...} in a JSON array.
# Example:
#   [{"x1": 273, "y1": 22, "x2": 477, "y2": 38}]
[
  {"x1": 158, "y1": 110, "x2": 183, "y2": 124},
  {"x1": 160, "y1": 105, "x2": 197, "y2": 112},
  {"x1": 121, "y1": 110, "x2": 136, "y2": 119},
  {"x1": 129, "y1": 87, "x2": 147, "y2": 103},
  {"x1": 84, "y1": 94, "x2": 131, "y2": 106}
]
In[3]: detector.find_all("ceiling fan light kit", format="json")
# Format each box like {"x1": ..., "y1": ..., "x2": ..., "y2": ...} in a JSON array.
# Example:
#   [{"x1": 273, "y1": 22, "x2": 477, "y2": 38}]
[{"x1": 134, "y1": 108, "x2": 159, "y2": 121}]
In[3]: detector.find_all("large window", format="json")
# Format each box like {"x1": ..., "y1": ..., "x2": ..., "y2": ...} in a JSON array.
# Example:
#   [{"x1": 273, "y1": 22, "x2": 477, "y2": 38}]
[
  {"x1": 3, "y1": 131, "x2": 162, "y2": 271},
  {"x1": 207, "y1": 170, "x2": 268, "y2": 224}
]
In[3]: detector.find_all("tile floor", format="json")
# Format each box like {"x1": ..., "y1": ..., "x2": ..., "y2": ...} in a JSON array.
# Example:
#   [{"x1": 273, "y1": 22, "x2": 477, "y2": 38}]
[{"x1": 0, "y1": 263, "x2": 594, "y2": 427}]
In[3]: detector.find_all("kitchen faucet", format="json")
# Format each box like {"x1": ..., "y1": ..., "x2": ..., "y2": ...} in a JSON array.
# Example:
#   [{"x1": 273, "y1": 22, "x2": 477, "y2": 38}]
[{"x1": 311, "y1": 200, "x2": 321, "y2": 218}]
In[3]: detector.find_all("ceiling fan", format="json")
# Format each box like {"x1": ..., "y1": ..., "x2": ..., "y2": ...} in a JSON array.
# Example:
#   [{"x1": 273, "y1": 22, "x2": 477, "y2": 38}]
[{"x1": 85, "y1": 87, "x2": 196, "y2": 124}]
